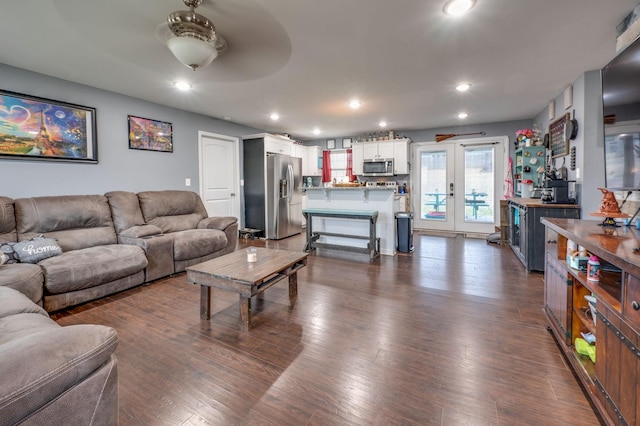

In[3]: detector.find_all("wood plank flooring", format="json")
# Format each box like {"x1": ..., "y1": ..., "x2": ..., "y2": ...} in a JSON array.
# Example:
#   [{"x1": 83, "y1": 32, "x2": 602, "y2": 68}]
[{"x1": 51, "y1": 233, "x2": 603, "y2": 425}]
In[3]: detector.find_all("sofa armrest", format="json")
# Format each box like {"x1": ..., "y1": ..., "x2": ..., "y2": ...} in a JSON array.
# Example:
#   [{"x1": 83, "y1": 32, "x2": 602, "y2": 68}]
[
  {"x1": 117, "y1": 232, "x2": 174, "y2": 282},
  {"x1": 197, "y1": 216, "x2": 237, "y2": 231},
  {"x1": 119, "y1": 224, "x2": 162, "y2": 239},
  {"x1": 0, "y1": 323, "x2": 117, "y2": 425}
]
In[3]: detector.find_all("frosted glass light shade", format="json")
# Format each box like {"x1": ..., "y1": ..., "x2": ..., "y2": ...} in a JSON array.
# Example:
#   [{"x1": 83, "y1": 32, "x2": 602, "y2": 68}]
[{"x1": 167, "y1": 36, "x2": 217, "y2": 70}]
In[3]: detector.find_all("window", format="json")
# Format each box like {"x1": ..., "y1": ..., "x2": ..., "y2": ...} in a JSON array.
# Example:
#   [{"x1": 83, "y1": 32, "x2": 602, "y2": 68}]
[{"x1": 330, "y1": 150, "x2": 348, "y2": 181}]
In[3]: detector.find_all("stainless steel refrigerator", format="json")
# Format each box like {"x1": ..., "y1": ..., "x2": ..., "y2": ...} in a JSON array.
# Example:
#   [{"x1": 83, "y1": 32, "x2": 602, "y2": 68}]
[
  {"x1": 266, "y1": 153, "x2": 302, "y2": 239},
  {"x1": 243, "y1": 136, "x2": 302, "y2": 240}
]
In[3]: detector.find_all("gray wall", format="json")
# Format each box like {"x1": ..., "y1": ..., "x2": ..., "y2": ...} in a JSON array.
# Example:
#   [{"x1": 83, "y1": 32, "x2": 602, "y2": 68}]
[
  {"x1": 532, "y1": 69, "x2": 605, "y2": 217},
  {"x1": 0, "y1": 64, "x2": 261, "y2": 199}
]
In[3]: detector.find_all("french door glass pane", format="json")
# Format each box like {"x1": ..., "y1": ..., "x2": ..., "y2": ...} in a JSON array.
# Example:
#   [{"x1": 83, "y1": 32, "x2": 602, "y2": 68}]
[
  {"x1": 463, "y1": 147, "x2": 494, "y2": 223},
  {"x1": 420, "y1": 151, "x2": 447, "y2": 220}
]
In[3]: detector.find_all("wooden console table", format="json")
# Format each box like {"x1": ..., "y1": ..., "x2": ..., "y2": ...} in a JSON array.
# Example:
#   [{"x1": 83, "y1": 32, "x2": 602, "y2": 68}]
[
  {"x1": 542, "y1": 218, "x2": 640, "y2": 425},
  {"x1": 302, "y1": 208, "x2": 380, "y2": 261}
]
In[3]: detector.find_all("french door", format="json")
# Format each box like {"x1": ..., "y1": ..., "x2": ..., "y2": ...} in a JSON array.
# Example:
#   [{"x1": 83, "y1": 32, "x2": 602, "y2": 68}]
[{"x1": 413, "y1": 136, "x2": 506, "y2": 234}]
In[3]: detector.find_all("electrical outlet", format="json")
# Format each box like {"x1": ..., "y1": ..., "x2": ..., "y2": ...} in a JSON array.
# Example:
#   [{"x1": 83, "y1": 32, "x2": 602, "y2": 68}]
[
  {"x1": 185, "y1": 178, "x2": 191, "y2": 187},
  {"x1": 576, "y1": 168, "x2": 580, "y2": 179}
]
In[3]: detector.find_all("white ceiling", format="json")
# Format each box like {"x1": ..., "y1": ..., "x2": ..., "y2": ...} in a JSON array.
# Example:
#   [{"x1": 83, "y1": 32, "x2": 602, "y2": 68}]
[{"x1": 1, "y1": 0, "x2": 637, "y2": 140}]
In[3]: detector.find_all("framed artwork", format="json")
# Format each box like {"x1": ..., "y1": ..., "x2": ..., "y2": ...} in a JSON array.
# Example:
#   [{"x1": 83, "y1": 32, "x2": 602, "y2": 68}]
[
  {"x1": 342, "y1": 138, "x2": 352, "y2": 148},
  {"x1": 128, "y1": 115, "x2": 173, "y2": 152},
  {"x1": 0, "y1": 90, "x2": 97, "y2": 163},
  {"x1": 326, "y1": 139, "x2": 335, "y2": 149},
  {"x1": 549, "y1": 113, "x2": 570, "y2": 158}
]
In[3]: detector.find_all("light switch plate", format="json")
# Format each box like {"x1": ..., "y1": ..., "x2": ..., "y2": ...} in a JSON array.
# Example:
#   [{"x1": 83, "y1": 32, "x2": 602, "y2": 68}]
[{"x1": 185, "y1": 178, "x2": 191, "y2": 187}]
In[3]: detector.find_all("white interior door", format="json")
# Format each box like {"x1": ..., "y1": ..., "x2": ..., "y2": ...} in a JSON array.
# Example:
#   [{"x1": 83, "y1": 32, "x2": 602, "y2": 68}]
[
  {"x1": 198, "y1": 132, "x2": 240, "y2": 222},
  {"x1": 414, "y1": 136, "x2": 506, "y2": 234}
]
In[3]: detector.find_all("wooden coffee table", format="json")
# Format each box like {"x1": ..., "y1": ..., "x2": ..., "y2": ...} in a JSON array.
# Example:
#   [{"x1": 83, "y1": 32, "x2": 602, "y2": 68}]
[{"x1": 186, "y1": 248, "x2": 308, "y2": 330}]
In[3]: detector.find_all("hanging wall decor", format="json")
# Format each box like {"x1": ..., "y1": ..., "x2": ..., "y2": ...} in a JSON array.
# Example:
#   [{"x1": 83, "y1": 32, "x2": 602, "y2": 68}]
[
  {"x1": 0, "y1": 90, "x2": 98, "y2": 163},
  {"x1": 549, "y1": 113, "x2": 570, "y2": 158}
]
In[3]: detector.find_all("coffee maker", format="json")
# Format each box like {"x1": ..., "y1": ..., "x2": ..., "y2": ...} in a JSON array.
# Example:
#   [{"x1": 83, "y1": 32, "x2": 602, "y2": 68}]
[{"x1": 541, "y1": 179, "x2": 575, "y2": 204}]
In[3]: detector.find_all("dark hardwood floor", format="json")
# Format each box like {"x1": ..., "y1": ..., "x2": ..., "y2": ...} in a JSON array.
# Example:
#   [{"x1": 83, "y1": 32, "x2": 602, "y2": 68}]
[{"x1": 51, "y1": 233, "x2": 602, "y2": 425}]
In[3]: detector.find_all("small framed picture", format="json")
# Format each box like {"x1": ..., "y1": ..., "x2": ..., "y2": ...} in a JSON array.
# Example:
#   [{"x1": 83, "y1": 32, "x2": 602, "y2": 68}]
[
  {"x1": 342, "y1": 138, "x2": 352, "y2": 148},
  {"x1": 326, "y1": 139, "x2": 335, "y2": 149}
]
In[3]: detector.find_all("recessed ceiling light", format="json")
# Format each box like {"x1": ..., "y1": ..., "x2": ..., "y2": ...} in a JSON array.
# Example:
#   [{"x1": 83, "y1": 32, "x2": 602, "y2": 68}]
[
  {"x1": 270, "y1": 113, "x2": 280, "y2": 121},
  {"x1": 458, "y1": 112, "x2": 469, "y2": 119},
  {"x1": 379, "y1": 121, "x2": 388, "y2": 128},
  {"x1": 313, "y1": 128, "x2": 321, "y2": 135},
  {"x1": 174, "y1": 80, "x2": 192, "y2": 91},
  {"x1": 455, "y1": 83, "x2": 471, "y2": 92},
  {"x1": 349, "y1": 99, "x2": 362, "y2": 109},
  {"x1": 443, "y1": 0, "x2": 476, "y2": 16}
]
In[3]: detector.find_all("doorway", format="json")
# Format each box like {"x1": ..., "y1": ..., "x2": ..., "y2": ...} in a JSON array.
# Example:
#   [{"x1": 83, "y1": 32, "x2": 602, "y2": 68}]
[
  {"x1": 412, "y1": 136, "x2": 507, "y2": 234},
  {"x1": 198, "y1": 131, "x2": 241, "y2": 223}
]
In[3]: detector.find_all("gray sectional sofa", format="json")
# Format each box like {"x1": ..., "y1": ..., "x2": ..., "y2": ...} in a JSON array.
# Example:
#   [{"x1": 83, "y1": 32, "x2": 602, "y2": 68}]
[
  {"x1": 0, "y1": 190, "x2": 237, "y2": 423},
  {"x1": 0, "y1": 190, "x2": 238, "y2": 311}
]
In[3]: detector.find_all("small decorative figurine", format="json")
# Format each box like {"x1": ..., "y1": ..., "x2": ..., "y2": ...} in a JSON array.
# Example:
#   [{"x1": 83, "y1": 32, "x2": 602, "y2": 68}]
[{"x1": 591, "y1": 188, "x2": 628, "y2": 227}]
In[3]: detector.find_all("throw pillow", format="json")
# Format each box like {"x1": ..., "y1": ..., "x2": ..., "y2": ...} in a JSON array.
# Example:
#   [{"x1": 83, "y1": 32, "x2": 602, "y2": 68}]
[
  {"x1": 0, "y1": 242, "x2": 19, "y2": 264},
  {"x1": 13, "y1": 235, "x2": 63, "y2": 264}
]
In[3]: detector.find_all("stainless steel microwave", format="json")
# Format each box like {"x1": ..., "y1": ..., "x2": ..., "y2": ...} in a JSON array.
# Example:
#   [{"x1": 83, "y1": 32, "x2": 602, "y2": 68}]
[{"x1": 362, "y1": 159, "x2": 394, "y2": 176}]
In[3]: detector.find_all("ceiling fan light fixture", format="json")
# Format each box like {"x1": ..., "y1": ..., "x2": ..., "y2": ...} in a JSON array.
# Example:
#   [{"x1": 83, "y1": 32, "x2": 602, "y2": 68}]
[
  {"x1": 166, "y1": 0, "x2": 226, "y2": 71},
  {"x1": 167, "y1": 36, "x2": 217, "y2": 70}
]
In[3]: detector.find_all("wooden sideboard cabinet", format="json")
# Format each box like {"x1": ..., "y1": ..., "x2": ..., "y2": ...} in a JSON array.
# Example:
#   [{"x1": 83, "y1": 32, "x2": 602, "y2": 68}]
[
  {"x1": 508, "y1": 198, "x2": 580, "y2": 272},
  {"x1": 542, "y1": 218, "x2": 640, "y2": 426}
]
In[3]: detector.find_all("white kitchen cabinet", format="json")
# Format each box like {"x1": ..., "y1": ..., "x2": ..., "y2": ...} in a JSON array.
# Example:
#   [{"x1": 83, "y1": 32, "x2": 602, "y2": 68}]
[
  {"x1": 305, "y1": 146, "x2": 322, "y2": 176},
  {"x1": 362, "y1": 142, "x2": 394, "y2": 160},
  {"x1": 263, "y1": 135, "x2": 292, "y2": 156},
  {"x1": 292, "y1": 144, "x2": 306, "y2": 159},
  {"x1": 352, "y1": 144, "x2": 364, "y2": 175},
  {"x1": 393, "y1": 139, "x2": 410, "y2": 174}
]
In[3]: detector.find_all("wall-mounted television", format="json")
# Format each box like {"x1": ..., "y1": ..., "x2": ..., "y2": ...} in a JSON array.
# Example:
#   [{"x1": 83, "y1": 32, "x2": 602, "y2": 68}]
[{"x1": 603, "y1": 36, "x2": 640, "y2": 191}]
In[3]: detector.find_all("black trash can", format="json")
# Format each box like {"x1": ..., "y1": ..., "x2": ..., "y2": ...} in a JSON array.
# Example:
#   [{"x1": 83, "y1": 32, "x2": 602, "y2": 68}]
[{"x1": 395, "y1": 212, "x2": 414, "y2": 253}]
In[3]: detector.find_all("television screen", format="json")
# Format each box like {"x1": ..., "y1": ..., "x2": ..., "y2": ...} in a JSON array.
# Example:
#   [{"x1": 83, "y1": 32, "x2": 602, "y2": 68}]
[{"x1": 602, "y1": 36, "x2": 640, "y2": 191}]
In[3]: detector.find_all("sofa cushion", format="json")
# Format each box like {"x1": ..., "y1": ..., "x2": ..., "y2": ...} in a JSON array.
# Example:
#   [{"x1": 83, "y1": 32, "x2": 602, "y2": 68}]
[
  {"x1": 13, "y1": 236, "x2": 63, "y2": 264},
  {"x1": 0, "y1": 286, "x2": 47, "y2": 319},
  {"x1": 39, "y1": 244, "x2": 147, "y2": 295},
  {"x1": 0, "y1": 317, "x2": 118, "y2": 425},
  {"x1": 14, "y1": 195, "x2": 117, "y2": 251},
  {"x1": 0, "y1": 196, "x2": 16, "y2": 243},
  {"x1": 0, "y1": 264, "x2": 44, "y2": 304},
  {"x1": 172, "y1": 229, "x2": 228, "y2": 261},
  {"x1": 138, "y1": 190, "x2": 208, "y2": 233},
  {"x1": 105, "y1": 191, "x2": 146, "y2": 234}
]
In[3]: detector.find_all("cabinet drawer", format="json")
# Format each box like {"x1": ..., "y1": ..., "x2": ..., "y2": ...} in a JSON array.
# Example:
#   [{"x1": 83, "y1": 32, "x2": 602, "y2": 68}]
[{"x1": 625, "y1": 275, "x2": 640, "y2": 330}]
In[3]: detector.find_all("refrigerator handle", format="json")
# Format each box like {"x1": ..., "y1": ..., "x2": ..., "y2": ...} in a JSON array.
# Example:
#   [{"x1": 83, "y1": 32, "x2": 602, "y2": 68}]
[{"x1": 287, "y1": 164, "x2": 294, "y2": 199}]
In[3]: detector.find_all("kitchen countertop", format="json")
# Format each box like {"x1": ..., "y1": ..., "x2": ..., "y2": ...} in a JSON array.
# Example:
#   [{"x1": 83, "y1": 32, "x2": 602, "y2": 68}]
[
  {"x1": 305, "y1": 186, "x2": 396, "y2": 191},
  {"x1": 508, "y1": 197, "x2": 580, "y2": 208}
]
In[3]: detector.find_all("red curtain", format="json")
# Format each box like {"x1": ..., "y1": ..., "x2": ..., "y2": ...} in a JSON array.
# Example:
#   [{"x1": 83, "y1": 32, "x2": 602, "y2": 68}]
[
  {"x1": 321, "y1": 150, "x2": 332, "y2": 182},
  {"x1": 346, "y1": 148, "x2": 356, "y2": 182}
]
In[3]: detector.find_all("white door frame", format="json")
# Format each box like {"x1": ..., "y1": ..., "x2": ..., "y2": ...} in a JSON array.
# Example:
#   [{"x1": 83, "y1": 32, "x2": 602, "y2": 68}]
[
  {"x1": 198, "y1": 131, "x2": 241, "y2": 225},
  {"x1": 412, "y1": 135, "x2": 508, "y2": 234}
]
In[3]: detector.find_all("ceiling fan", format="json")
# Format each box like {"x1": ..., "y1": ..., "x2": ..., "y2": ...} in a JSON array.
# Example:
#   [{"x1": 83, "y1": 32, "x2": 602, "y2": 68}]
[{"x1": 164, "y1": 0, "x2": 227, "y2": 70}]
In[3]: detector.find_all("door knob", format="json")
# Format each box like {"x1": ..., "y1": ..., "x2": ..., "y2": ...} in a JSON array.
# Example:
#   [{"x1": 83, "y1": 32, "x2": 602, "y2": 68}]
[{"x1": 632, "y1": 300, "x2": 640, "y2": 311}]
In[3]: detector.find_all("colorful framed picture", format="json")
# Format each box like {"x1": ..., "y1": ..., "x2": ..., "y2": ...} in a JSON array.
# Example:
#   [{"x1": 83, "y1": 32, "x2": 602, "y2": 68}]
[
  {"x1": 0, "y1": 90, "x2": 97, "y2": 163},
  {"x1": 128, "y1": 115, "x2": 173, "y2": 152}
]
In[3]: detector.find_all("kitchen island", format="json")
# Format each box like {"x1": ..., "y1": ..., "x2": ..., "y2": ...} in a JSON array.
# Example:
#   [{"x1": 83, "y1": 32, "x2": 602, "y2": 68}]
[{"x1": 305, "y1": 187, "x2": 396, "y2": 255}]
